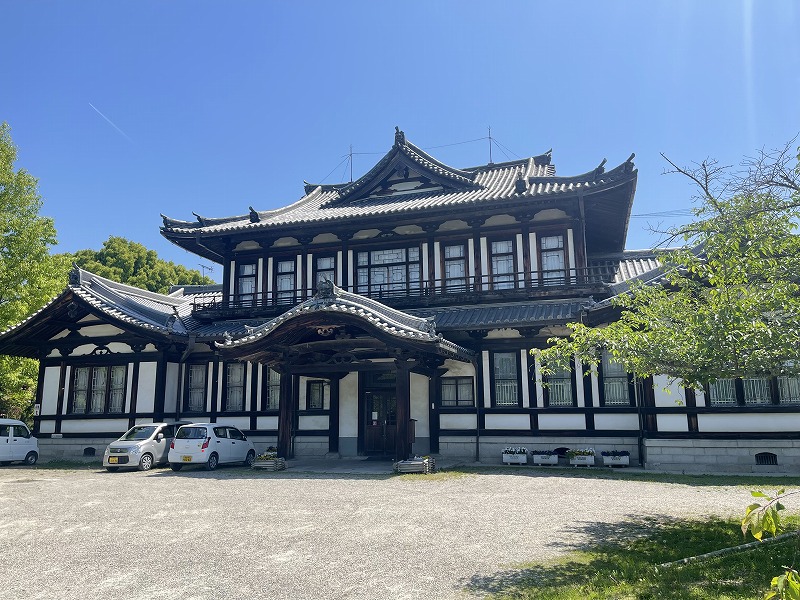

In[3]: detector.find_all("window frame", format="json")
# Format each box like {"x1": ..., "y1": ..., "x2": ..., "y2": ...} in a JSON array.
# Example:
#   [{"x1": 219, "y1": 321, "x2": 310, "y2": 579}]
[
  {"x1": 543, "y1": 363, "x2": 576, "y2": 407},
  {"x1": 491, "y1": 351, "x2": 521, "y2": 407},
  {"x1": 537, "y1": 232, "x2": 567, "y2": 286},
  {"x1": 263, "y1": 367, "x2": 281, "y2": 411},
  {"x1": 222, "y1": 362, "x2": 246, "y2": 413},
  {"x1": 356, "y1": 244, "x2": 422, "y2": 298},
  {"x1": 442, "y1": 242, "x2": 468, "y2": 293},
  {"x1": 488, "y1": 237, "x2": 517, "y2": 291},
  {"x1": 440, "y1": 376, "x2": 475, "y2": 407},
  {"x1": 185, "y1": 363, "x2": 208, "y2": 413},
  {"x1": 234, "y1": 261, "x2": 258, "y2": 307},
  {"x1": 306, "y1": 380, "x2": 326, "y2": 411},
  {"x1": 274, "y1": 256, "x2": 298, "y2": 304},
  {"x1": 69, "y1": 364, "x2": 128, "y2": 415},
  {"x1": 599, "y1": 352, "x2": 633, "y2": 407},
  {"x1": 313, "y1": 254, "x2": 337, "y2": 290}
]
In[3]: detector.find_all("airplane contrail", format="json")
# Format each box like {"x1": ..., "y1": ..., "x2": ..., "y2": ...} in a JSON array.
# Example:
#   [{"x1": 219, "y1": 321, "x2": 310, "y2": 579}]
[{"x1": 88, "y1": 103, "x2": 135, "y2": 143}]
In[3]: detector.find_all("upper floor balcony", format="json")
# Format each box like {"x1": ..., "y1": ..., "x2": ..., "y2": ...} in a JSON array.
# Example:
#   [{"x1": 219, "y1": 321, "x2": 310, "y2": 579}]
[{"x1": 191, "y1": 267, "x2": 614, "y2": 322}]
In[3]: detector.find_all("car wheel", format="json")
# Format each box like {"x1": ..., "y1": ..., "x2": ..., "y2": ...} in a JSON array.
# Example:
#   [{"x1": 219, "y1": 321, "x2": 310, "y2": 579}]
[
  {"x1": 106, "y1": 466, "x2": 120, "y2": 473},
  {"x1": 24, "y1": 452, "x2": 38, "y2": 466},
  {"x1": 205, "y1": 453, "x2": 219, "y2": 471},
  {"x1": 244, "y1": 450, "x2": 255, "y2": 467},
  {"x1": 138, "y1": 453, "x2": 154, "y2": 472},
  {"x1": 170, "y1": 463, "x2": 183, "y2": 471}
]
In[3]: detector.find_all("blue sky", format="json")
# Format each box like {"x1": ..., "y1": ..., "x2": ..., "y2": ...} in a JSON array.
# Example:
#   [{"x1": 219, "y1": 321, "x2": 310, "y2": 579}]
[{"x1": 2, "y1": 1, "x2": 798, "y2": 281}]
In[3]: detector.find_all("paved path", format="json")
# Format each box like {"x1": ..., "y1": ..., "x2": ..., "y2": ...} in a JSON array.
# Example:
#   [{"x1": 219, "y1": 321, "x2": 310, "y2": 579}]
[{"x1": 0, "y1": 462, "x2": 762, "y2": 599}]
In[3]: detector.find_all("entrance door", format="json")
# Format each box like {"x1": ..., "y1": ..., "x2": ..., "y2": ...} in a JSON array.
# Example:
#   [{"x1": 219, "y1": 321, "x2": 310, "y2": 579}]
[{"x1": 364, "y1": 391, "x2": 397, "y2": 455}]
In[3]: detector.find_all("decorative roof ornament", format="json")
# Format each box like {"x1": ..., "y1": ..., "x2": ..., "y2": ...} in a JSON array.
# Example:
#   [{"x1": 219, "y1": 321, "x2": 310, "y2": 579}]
[
  {"x1": 593, "y1": 159, "x2": 607, "y2": 182},
  {"x1": 394, "y1": 126, "x2": 406, "y2": 147},
  {"x1": 68, "y1": 264, "x2": 81, "y2": 286},
  {"x1": 624, "y1": 153, "x2": 636, "y2": 173},
  {"x1": 515, "y1": 169, "x2": 528, "y2": 194},
  {"x1": 249, "y1": 206, "x2": 260, "y2": 223},
  {"x1": 317, "y1": 278, "x2": 335, "y2": 299}
]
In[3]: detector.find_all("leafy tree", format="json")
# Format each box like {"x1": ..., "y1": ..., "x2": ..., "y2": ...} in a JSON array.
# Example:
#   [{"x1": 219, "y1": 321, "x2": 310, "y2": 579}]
[
  {"x1": 537, "y1": 139, "x2": 800, "y2": 389},
  {"x1": 0, "y1": 122, "x2": 70, "y2": 419},
  {"x1": 71, "y1": 236, "x2": 214, "y2": 294}
]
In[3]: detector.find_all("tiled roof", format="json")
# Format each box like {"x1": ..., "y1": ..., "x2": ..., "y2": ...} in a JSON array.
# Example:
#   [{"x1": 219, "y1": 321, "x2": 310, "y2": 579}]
[
  {"x1": 408, "y1": 300, "x2": 588, "y2": 330},
  {"x1": 589, "y1": 249, "x2": 663, "y2": 285},
  {"x1": 161, "y1": 131, "x2": 636, "y2": 237}
]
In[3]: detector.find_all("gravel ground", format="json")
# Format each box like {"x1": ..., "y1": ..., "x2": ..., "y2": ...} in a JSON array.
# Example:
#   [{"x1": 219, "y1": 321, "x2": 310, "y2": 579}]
[{"x1": 0, "y1": 462, "x2": 761, "y2": 599}]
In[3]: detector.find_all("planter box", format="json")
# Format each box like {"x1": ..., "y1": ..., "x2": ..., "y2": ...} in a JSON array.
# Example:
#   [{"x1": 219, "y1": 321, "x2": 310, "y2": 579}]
[
  {"x1": 251, "y1": 458, "x2": 286, "y2": 471},
  {"x1": 394, "y1": 457, "x2": 435, "y2": 474},
  {"x1": 602, "y1": 455, "x2": 630, "y2": 467},
  {"x1": 531, "y1": 454, "x2": 559, "y2": 466},
  {"x1": 502, "y1": 453, "x2": 528, "y2": 465},
  {"x1": 569, "y1": 455, "x2": 595, "y2": 467}
]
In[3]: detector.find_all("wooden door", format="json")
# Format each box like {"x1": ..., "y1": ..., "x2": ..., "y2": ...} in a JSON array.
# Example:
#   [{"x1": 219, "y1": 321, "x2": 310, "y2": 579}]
[{"x1": 364, "y1": 391, "x2": 397, "y2": 455}]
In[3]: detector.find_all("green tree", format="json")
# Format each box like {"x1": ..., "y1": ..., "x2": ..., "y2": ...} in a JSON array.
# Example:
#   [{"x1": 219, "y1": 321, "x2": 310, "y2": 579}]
[
  {"x1": 0, "y1": 122, "x2": 70, "y2": 419},
  {"x1": 71, "y1": 236, "x2": 213, "y2": 294},
  {"x1": 537, "y1": 139, "x2": 800, "y2": 388}
]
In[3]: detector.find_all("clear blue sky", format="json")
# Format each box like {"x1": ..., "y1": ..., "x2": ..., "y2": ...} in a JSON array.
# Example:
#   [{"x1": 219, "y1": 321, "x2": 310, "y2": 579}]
[{"x1": 2, "y1": 1, "x2": 798, "y2": 281}]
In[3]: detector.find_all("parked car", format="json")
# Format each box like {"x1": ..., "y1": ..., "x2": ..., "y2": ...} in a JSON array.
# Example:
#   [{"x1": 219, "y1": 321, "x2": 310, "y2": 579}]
[
  {"x1": 0, "y1": 418, "x2": 38, "y2": 466},
  {"x1": 103, "y1": 423, "x2": 183, "y2": 472},
  {"x1": 168, "y1": 423, "x2": 255, "y2": 471}
]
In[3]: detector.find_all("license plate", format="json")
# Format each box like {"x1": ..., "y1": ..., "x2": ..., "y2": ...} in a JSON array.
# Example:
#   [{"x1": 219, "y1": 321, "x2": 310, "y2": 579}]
[
  {"x1": 182, "y1": 455, "x2": 192, "y2": 462},
  {"x1": 108, "y1": 457, "x2": 118, "y2": 464}
]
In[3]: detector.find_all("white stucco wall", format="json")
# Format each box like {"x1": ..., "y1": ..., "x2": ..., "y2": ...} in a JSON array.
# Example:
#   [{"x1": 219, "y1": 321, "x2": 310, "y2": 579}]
[
  {"x1": 136, "y1": 362, "x2": 158, "y2": 413},
  {"x1": 538, "y1": 413, "x2": 585, "y2": 430},
  {"x1": 698, "y1": 413, "x2": 800, "y2": 432},
  {"x1": 164, "y1": 363, "x2": 180, "y2": 413},
  {"x1": 485, "y1": 413, "x2": 528, "y2": 430},
  {"x1": 657, "y1": 414, "x2": 690, "y2": 432},
  {"x1": 410, "y1": 373, "x2": 429, "y2": 437},
  {"x1": 339, "y1": 372, "x2": 359, "y2": 438},
  {"x1": 299, "y1": 415, "x2": 329, "y2": 430},
  {"x1": 61, "y1": 419, "x2": 129, "y2": 433},
  {"x1": 594, "y1": 413, "x2": 639, "y2": 430},
  {"x1": 440, "y1": 413, "x2": 477, "y2": 429},
  {"x1": 652, "y1": 375, "x2": 686, "y2": 407},
  {"x1": 41, "y1": 366, "x2": 61, "y2": 415}
]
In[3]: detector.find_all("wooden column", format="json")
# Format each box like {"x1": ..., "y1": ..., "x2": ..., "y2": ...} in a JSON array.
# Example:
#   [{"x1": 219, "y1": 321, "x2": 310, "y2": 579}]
[
  {"x1": 394, "y1": 359, "x2": 413, "y2": 461},
  {"x1": 328, "y1": 374, "x2": 343, "y2": 454},
  {"x1": 277, "y1": 369, "x2": 296, "y2": 459}
]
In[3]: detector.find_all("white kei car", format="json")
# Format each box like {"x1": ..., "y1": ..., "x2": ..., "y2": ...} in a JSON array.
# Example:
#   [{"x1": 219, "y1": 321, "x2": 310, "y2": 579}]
[{"x1": 168, "y1": 423, "x2": 255, "y2": 471}]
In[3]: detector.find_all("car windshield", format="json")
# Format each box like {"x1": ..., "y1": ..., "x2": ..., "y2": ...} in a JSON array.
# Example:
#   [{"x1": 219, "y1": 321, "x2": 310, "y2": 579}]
[
  {"x1": 176, "y1": 427, "x2": 207, "y2": 440},
  {"x1": 120, "y1": 426, "x2": 157, "y2": 441}
]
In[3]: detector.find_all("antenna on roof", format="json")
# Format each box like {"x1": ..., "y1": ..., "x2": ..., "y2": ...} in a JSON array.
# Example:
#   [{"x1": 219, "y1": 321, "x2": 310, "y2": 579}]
[
  {"x1": 488, "y1": 126, "x2": 493, "y2": 164},
  {"x1": 198, "y1": 264, "x2": 213, "y2": 279},
  {"x1": 349, "y1": 144, "x2": 353, "y2": 182}
]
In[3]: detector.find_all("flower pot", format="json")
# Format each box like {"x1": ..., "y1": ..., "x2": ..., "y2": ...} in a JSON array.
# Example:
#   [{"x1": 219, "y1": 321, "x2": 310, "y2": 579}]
[
  {"x1": 569, "y1": 455, "x2": 595, "y2": 467},
  {"x1": 502, "y1": 453, "x2": 528, "y2": 465},
  {"x1": 252, "y1": 458, "x2": 286, "y2": 471},
  {"x1": 603, "y1": 455, "x2": 630, "y2": 467},
  {"x1": 531, "y1": 454, "x2": 559, "y2": 466}
]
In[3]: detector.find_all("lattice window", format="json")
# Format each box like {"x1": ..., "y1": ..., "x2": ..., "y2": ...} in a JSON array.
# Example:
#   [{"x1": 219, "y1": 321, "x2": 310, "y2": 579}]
[
  {"x1": 187, "y1": 364, "x2": 206, "y2": 412},
  {"x1": 490, "y1": 240, "x2": 515, "y2": 290},
  {"x1": 441, "y1": 377, "x2": 474, "y2": 407},
  {"x1": 225, "y1": 363, "x2": 245, "y2": 411},
  {"x1": 493, "y1": 353, "x2": 519, "y2": 406},
  {"x1": 602, "y1": 352, "x2": 630, "y2": 406},
  {"x1": 708, "y1": 379, "x2": 737, "y2": 406}
]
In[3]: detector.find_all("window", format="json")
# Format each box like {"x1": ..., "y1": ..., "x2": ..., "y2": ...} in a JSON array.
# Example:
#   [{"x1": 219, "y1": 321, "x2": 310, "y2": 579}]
[
  {"x1": 357, "y1": 247, "x2": 421, "y2": 297},
  {"x1": 236, "y1": 263, "x2": 257, "y2": 307},
  {"x1": 275, "y1": 259, "x2": 296, "y2": 304},
  {"x1": 441, "y1": 377, "x2": 474, "y2": 407},
  {"x1": 225, "y1": 363, "x2": 245, "y2": 411},
  {"x1": 307, "y1": 380, "x2": 325, "y2": 410},
  {"x1": 540, "y1": 235, "x2": 566, "y2": 285},
  {"x1": 743, "y1": 378, "x2": 771, "y2": 405},
  {"x1": 12, "y1": 425, "x2": 30, "y2": 438},
  {"x1": 265, "y1": 368, "x2": 281, "y2": 410},
  {"x1": 187, "y1": 364, "x2": 206, "y2": 412},
  {"x1": 708, "y1": 378, "x2": 737, "y2": 406},
  {"x1": 443, "y1": 244, "x2": 467, "y2": 292},
  {"x1": 213, "y1": 426, "x2": 228, "y2": 438},
  {"x1": 490, "y1": 240, "x2": 515, "y2": 290},
  {"x1": 71, "y1": 365, "x2": 127, "y2": 414},
  {"x1": 601, "y1": 352, "x2": 630, "y2": 406},
  {"x1": 493, "y1": 353, "x2": 519, "y2": 406},
  {"x1": 546, "y1": 366, "x2": 574, "y2": 407},
  {"x1": 315, "y1": 256, "x2": 335, "y2": 288},
  {"x1": 228, "y1": 427, "x2": 245, "y2": 441},
  {"x1": 779, "y1": 376, "x2": 800, "y2": 404}
]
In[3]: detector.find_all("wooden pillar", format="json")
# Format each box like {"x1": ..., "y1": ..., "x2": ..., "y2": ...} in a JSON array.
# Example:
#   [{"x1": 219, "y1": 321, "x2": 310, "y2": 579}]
[
  {"x1": 328, "y1": 374, "x2": 342, "y2": 454},
  {"x1": 277, "y1": 369, "x2": 296, "y2": 459},
  {"x1": 394, "y1": 359, "x2": 413, "y2": 461}
]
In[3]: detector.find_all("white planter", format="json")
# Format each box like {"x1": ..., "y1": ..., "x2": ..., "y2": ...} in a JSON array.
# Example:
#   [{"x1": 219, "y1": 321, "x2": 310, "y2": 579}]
[
  {"x1": 569, "y1": 455, "x2": 595, "y2": 467},
  {"x1": 603, "y1": 455, "x2": 630, "y2": 467},
  {"x1": 502, "y1": 453, "x2": 528, "y2": 465},
  {"x1": 531, "y1": 454, "x2": 559, "y2": 466}
]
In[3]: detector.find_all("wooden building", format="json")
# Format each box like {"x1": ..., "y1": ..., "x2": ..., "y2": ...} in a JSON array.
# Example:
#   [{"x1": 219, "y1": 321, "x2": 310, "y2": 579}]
[{"x1": 1, "y1": 128, "x2": 797, "y2": 472}]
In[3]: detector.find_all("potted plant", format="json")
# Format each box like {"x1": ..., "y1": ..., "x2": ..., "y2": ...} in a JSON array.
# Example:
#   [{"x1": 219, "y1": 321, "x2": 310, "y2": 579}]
[
  {"x1": 566, "y1": 448, "x2": 595, "y2": 466},
  {"x1": 601, "y1": 449, "x2": 630, "y2": 467},
  {"x1": 501, "y1": 446, "x2": 528, "y2": 465},
  {"x1": 252, "y1": 446, "x2": 286, "y2": 471},
  {"x1": 530, "y1": 449, "x2": 559, "y2": 466}
]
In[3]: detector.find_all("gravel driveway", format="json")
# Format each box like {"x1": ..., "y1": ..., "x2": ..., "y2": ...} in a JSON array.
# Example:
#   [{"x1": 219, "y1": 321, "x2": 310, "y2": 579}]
[{"x1": 0, "y1": 463, "x2": 758, "y2": 599}]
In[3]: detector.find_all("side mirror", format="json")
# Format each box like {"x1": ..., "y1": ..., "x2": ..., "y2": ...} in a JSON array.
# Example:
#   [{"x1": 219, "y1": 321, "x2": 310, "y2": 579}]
[{"x1": 156, "y1": 433, "x2": 164, "y2": 441}]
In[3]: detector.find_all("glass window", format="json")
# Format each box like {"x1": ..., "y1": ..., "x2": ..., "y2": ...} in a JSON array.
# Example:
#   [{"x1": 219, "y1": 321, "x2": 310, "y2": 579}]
[
  {"x1": 709, "y1": 379, "x2": 737, "y2": 405},
  {"x1": 547, "y1": 367, "x2": 573, "y2": 406},
  {"x1": 540, "y1": 235, "x2": 565, "y2": 285},
  {"x1": 72, "y1": 367, "x2": 89, "y2": 413},
  {"x1": 71, "y1": 365, "x2": 126, "y2": 414},
  {"x1": 441, "y1": 377, "x2": 474, "y2": 407},
  {"x1": 188, "y1": 364, "x2": 206, "y2": 412},
  {"x1": 176, "y1": 426, "x2": 207, "y2": 440},
  {"x1": 225, "y1": 363, "x2": 245, "y2": 411},
  {"x1": 493, "y1": 353, "x2": 519, "y2": 406},
  {"x1": 90, "y1": 367, "x2": 108, "y2": 413},
  {"x1": 276, "y1": 259, "x2": 296, "y2": 303},
  {"x1": 307, "y1": 381, "x2": 325, "y2": 410},
  {"x1": 356, "y1": 246, "x2": 421, "y2": 297},
  {"x1": 443, "y1": 244, "x2": 467, "y2": 292},
  {"x1": 12, "y1": 425, "x2": 30, "y2": 438},
  {"x1": 602, "y1": 352, "x2": 630, "y2": 406},
  {"x1": 236, "y1": 263, "x2": 257, "y2": 307},
  {"x1": 109, "y1": 366, "x2": 126, "y2": 413},
  {"x1": 490, "y1": 240, "x2": 515, "y2": 290},
  {"x1": 213, "y1": 426, "x2": 228, "y2": 438},
  {"x1": 121, "y1": 426, "x2": 157, "y2": 441},
  {"x1": 0, "y1": 425, "x2": 10, "y2": 437},
  {"x1": 315, "y1": 256, "x2": 335, "y2": 287},
  {"x1": 779, "y1": 376, "x2": 800, "y2": 404},
  {"x1": 228, "y1": 427, "x2": 245, "y2": 441},
  {"x1": 743, "y1": 378, "x2": 771, "y2": 405},
  {"x1": 266, "y1": 368, "x2": 281, "y2": 410}
]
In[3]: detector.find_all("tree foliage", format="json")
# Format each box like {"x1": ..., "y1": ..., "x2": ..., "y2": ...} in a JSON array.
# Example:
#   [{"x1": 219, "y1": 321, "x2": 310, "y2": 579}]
[
  {"x1": 71, "y1": 236, "x2": 213, "y2": 294},
  {"x1": 537, "y1": 139, "x2": 800, "y2": 388},
  {"x1": 0, "y1": 122, "x2": 70, "y2": 418}
]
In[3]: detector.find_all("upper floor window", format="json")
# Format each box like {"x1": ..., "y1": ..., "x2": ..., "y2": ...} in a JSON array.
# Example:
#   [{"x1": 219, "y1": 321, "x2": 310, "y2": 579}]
[
  {"x1": 187, "y1": 364, "x2": 206, "y2": 412},
  {"x1": 443, "y1": 244, "x2": 467, "y2": 293},
  {"x1": 315, "y1": 256, "x2": 335, "y2": 288},
  {"x1": 441, "y1": 376, "x2": 474, "y2": 407},
  {"x1": 490, "y1": 240, "x2": 516, "y2": 290},
  {"x1": 236, "y1": 263, "x2": 257, "y2": 307},
  {"x1": 357, "y1": 247, "x2": 421, "y2": 297},
  {"x1": 540, "y1": 235, "x2": 566, "y2": 285},
  {"x1": 493, "y1": 352, "x2": 519, "y2": 406},
  {"x1": 225, "y1": 363, "x2": 245, "y2": 411},
  {"x1": 307, "y1": 380, "x2": 325, "y2": 410},
  {"x1": 71, "y1": 365, "x2": 126, "y2": 414},
  {"x1": 545, "y1": 366, "x2": 573, "y2": 407},
  {"x1": 601, "y1": 352, "x2": 630, "y2": 406},
  {"x1": 275, "y1": 259, "x2": 296, "y2": 304}
]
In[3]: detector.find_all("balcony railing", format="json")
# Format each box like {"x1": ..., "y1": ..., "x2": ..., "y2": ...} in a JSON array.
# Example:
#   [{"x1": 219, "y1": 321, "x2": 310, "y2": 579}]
[{"x1": 192, "y1": 267, "x2": 611, "y2": 320}]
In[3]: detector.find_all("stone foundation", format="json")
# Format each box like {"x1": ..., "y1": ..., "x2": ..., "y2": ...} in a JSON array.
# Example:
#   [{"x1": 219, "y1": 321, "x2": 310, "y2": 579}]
[{"x1": 645, "y1": 439, "x2": 800, "y2": 474}]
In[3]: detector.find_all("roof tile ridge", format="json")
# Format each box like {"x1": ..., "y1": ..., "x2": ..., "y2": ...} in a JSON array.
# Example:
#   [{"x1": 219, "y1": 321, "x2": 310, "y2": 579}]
[
  {"x1": 400, "y1": 140, "x2": 475, "y2": 182},
  {"x1": 76, "y1": 267, "x2": 185, "y2": 307},
  {"x1": 80, "y1": 280, "x2": 178, "y2": 327},
  {"x1": 331, "y1": 287, "x2": 436, "y2": 333},
  {"x1": 0, "y1": 289, "x2": 68, "y2": 338}
]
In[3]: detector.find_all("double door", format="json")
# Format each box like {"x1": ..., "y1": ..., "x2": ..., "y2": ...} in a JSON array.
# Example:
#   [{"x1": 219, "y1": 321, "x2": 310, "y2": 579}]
[{"x1": 364, "y1": 390, "x2": 396, "y2": 455}]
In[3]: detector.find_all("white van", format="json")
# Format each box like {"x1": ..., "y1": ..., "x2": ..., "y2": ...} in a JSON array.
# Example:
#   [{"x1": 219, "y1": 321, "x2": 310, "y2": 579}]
[{"x1": 0, "y1": 418, "x2": 39, "y2": 466}]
